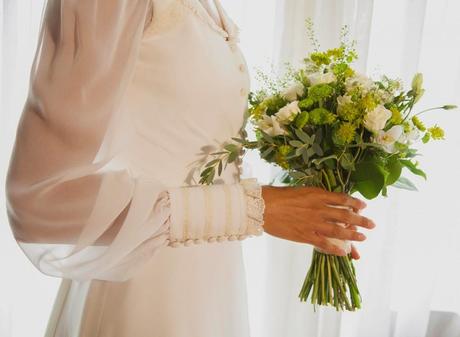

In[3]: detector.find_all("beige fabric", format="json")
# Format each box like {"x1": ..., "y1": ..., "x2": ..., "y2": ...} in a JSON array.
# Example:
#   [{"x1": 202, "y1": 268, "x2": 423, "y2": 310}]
[{"x1": 5, "y1": 0, "x2": 260, "y2": 335}]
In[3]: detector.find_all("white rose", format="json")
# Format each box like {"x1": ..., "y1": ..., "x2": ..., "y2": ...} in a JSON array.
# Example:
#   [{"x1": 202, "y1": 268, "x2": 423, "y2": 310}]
[
  {"x1": 345, "y1": 72, "x2": 375, "y2": 93},
  {"x1": 282, "y1": 82, "x2": 304, "y2": 101},
  {"x1": 275, "y1": 101, "x2": 301, "y2": 124},
  {"x1": 308, "y1": 71, "x2": 336, "y2": 86},
  {"x1": 257, "y1": 115, "x2": 287, "y2": 137},
  {"x1": 364, "y1": 105, "x2": 392, "y2": 133},
  {"x1": 372, "y1": 125, "x2": 404, "y2": 153}
]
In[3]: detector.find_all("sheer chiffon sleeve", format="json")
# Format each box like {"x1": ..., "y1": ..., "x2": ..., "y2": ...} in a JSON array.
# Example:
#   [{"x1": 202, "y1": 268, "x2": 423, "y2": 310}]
[
  {"x1": 5, "y1": 0, "x2": 265, "y2": 282},
  {"x1": 5, "y1": 0, "x2": 164, "y2": 282}
]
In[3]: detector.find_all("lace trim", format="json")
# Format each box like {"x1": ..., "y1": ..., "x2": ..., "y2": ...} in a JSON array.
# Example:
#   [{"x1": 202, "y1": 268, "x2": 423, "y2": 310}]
[
  {"x1": 179, "y1": 0, "x2": 229, "y2": 39},
  {"x1": 240, "y1": 178, "x2": 265, "y2": 236},
  {"x1": 167, "y1": 178, "x2": 265, "y2": 247}
]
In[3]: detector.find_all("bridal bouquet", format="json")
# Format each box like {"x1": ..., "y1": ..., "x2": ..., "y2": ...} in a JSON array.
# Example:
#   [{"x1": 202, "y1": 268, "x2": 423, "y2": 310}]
[{"x1": 199, "y1": 22, "x2": 456, "y2": 311}]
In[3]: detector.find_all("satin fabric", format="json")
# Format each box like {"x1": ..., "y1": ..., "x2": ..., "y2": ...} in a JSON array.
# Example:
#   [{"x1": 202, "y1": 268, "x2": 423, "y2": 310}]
[{"x1": 5, "y1": 0, "x2": 256, "y2": 335}]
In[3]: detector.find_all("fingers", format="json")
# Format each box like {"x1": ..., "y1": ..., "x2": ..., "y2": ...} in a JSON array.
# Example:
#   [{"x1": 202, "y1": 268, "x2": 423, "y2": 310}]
[
  {"x1": 351, "y1": 244, "x2": 360, "y2": 260},
  {"x1": 315, "y1": 222, "x2": 367, "y2": 242},
  {"x1": 321, "y1": 191, "x2": 367, "y2": 213},
  {"x1": 323, "y1": 207, "x2": 376, "y2": 230}
]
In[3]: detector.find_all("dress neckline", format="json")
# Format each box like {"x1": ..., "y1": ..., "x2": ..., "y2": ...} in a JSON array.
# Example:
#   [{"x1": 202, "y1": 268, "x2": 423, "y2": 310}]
[{"x1": 181, "y1": 0, "x2": 233, "y2": 41}]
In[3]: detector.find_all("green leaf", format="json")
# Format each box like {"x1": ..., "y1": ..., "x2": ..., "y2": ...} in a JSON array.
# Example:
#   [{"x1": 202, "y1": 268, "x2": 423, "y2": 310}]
[
  {"x1": 324, "y1": 158, "x2": 336, "y2": 169},
  {"x1": 385, "y1": 158, "x2": 403, "y2": 186},
  {"x1": 200, "y1": 166, "x2": 213, "y2": 177},
  {"x1": 261, "y1": 146, "x2": 274, "y2": 158},
  {"x1": 295, "y1": 128, "x2": 312, "y2": 144},
  {"x1": 260, "y1": 130, "x2": 274, "y2": 143},
  {"x1": 218, "y1": 160, "x2": 223, "y2": 175},
  {"x1": 312, "y1": 143, "x2": 324, "y2": 156},
  {"x1": 224, "y1": 144, "x2": 239, "y2": 153},
  {"x1": 400, "y1": 159, "x2": 427, "y2": 180},
  {"x1": 227, "y1": 151, "x2": 238, "y2": 163},
  {"x1": 306, "y1": 147, "x2": 316, "y2": 158},
  {"x1": 350, "y1": 161, "x2": 387, "y2": 199},
  {"x1": 295, "y1": 147, "x2": 304, "y2": 156},
  {"x1": 290, "y1": 171, "x2": 307, "y2": 180},
  {"x1": 392, "y1": 176, "x2": 418, "y2": 191},
  {"x1": 205, "y1": 159, "x2": 220, "y2": 168},
  {"x1": 339, "y1": 152, "x2": 354, "y2": 170},
  {"x1": 231, "y1": 137, "x2": 245, "y2": 143},
  {"x1": 301, "y1": 147, "x2": 310, "y2": 164},
  {"x1": 289, "y1": 140, "x2": 304, "y2": 148}
]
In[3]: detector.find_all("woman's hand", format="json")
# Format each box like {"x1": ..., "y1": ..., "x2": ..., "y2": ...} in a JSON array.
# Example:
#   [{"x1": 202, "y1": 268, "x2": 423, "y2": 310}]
[{"x1": 261, "y1": 185, "x2": 376, "y2": 257}]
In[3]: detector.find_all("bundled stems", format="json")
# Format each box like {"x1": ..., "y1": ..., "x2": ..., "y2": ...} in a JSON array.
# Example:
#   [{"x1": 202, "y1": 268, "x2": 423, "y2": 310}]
[
  {"x1": 298, "y1": 169, "x2": 361, "y2": 311},
  {"x1": 299, "y1": 250, "x2": 361, "y2": 311}
]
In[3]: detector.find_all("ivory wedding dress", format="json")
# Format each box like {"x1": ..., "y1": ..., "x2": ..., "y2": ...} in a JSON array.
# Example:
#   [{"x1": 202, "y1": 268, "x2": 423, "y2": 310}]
[{"x1": 5, "y1": 0, "x2": 265, "y2": 336}]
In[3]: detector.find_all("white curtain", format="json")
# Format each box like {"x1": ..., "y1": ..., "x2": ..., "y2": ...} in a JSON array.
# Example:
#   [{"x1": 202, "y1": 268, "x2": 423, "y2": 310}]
[
  {"x1": 1, "y1": 0, "x2": 459, "y2": 336},
  {"x1": 229, "y1": 0, "x2": 460, "y2": 337}
]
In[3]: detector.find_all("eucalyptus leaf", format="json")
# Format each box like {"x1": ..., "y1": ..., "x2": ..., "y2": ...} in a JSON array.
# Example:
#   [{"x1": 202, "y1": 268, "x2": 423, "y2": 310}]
[
  {"x1": 289, "y1": 140, "x2": 304, "y2": 148},
  {"x1": 392, "y1": 176, "x2": 418, "y2": 191},
  {"x1": 295, "y1": 147, "x2": 305, "y2": 156},
  {"x1": 301, "y1": 148, "x2": 310, "y2": 164},
  {"x1": 306, "y1": 147, "x2": 316, "y2": 158},
  {"x1": 400, "y1": 160, "x2": 427, "y2": 180},
  {"x1": 312, "y1": 143, "x2": 323, "y2": 156},
  {"x1": 260, "y1": 130, "x2": 274, "y2": 143},
  {"x1": 261, "y1": 146, "x2": 275, "y2": 158},
  {"x1": 295, "y1": 128, "x2": 312, "y2": 144}
]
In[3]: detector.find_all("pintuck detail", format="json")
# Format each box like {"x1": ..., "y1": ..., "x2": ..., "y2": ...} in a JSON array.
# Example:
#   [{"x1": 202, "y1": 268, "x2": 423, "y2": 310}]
[{"x1": 166, "y1": 178, "x2": 265, "y2": 247}]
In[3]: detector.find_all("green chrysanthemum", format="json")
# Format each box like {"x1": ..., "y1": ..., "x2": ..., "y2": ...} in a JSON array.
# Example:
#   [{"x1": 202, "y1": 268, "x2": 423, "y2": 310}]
[
  {"x1": 360, "y1": 93, "x2": 378, "y2": 111},
  {"x1": 310, "y1": 52, "x2": 331, "y2": 66},
  {"x1": 428, "y1": 125, "x2": 445, "y2": 140},
  {"x1": 338, "y1": 103, "x2": 361, "y2": 122},
  {"x1": 278, "y1": 144, "x2": 293, "y2": 156},
  {"x1": 308, "y1": 84, "x2": 334, "y2": 102},
  {"x1": 335, "y1": 122, "x2": 357, "y2": 144},
  {"x1": 309, "y1": 108, "x2": 336, "y2": 125},
  {"x1": 411, "y1": 116, "x2": 426, "y2": 131}
]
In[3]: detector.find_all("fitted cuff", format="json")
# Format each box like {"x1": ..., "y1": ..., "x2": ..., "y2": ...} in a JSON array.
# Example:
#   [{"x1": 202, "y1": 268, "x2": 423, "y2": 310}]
[{"x1": 166, "y1": 178, "x2": 265, "y2": 247}]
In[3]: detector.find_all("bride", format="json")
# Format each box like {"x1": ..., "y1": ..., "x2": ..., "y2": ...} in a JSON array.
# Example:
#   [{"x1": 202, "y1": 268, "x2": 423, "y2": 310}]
[{"x1": 5, "y1": 0, "x2": 376, "y2": 336}]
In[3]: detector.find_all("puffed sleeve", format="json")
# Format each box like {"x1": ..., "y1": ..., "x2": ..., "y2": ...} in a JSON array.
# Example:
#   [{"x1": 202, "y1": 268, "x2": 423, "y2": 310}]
[{"x1": 5, "y1": 0, "x2": 265, "y2": 282}]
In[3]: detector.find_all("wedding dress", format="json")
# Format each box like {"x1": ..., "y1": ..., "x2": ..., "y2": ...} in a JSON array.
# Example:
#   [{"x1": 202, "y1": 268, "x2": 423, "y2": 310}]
[{"x1": 4, "y1": 0, "x2": 265, "y2": 336}]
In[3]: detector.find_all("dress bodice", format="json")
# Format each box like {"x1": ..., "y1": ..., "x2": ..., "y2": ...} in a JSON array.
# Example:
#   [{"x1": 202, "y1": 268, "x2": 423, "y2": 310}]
[{"x1": 113, "y1": 0, "x2": 251, "y2": 186}]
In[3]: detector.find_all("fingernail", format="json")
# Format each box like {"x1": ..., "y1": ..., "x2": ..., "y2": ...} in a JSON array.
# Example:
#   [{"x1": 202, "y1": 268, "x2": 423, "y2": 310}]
[
  {"x1": 368, "y1": 220, "x2": 376, "y2": 228},
  {"x1": 356, "y1": 233, "x2": 366, "y2": 241}
]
